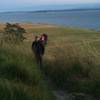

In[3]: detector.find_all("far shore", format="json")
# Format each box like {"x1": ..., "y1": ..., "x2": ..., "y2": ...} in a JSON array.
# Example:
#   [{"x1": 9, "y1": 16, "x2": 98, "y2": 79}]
[
  {"x1": 0, "y1": 23, "x2": 59, "y2": 30},
  {"x1": 0, "y1": 22, "x2": 99, "y2": 32}
]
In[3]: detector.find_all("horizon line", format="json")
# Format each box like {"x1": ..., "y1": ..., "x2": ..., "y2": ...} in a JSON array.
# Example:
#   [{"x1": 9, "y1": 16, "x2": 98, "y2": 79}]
[{"x1": 0, "y1": 8, "x2": 100, "y2": 13}]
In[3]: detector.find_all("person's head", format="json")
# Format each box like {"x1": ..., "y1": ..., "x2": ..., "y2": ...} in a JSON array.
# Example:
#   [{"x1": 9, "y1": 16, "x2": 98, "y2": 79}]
[
  {"x1": 41, "y1": 33, "x2": 46, "y2": 36},
  {"x1": 40, "y1": 33, "x2": 47, "y2": 45},
  {"x1": 35, "y1": 36, "x2": 41, "y2": 41}
]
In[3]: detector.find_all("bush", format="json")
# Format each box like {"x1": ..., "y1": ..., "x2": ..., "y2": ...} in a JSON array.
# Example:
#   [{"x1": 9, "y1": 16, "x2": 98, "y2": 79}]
[
  {"x1": 3, "y1": 23, "x2": 26, "y2": 43},
  {"x1": 0, "y1": 47, "x2": 38, "y2": 85}
]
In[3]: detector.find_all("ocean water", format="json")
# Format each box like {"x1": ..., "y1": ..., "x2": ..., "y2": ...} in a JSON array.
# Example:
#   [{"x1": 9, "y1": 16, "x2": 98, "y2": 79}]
[{"x1": 0, "y1": 10, "x2": 100, "y2": 29}]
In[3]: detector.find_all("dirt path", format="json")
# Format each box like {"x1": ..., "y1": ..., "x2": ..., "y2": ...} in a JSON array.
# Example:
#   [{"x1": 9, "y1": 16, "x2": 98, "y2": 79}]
[
  {"x1": 52, "y1": 90, "x2": 73, "y2": 100},
  {"x1": 42, "y1": 71, "x2": 74, "y2": 100},
  {"x1": 41, "y1": 68, "x2": 94, "y2": 100},
  {"x1": 52, "y1": 90, "x2": 93, "y2": 100}
]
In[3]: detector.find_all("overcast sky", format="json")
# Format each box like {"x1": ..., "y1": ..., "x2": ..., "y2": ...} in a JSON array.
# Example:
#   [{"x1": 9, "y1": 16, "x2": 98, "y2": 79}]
[{"x1": 0, "y1": 0, "x2": 100, "y2": 12}]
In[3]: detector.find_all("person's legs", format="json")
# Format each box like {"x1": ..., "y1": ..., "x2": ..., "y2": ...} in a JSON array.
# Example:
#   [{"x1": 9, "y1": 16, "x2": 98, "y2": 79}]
[
  {"x1": 37, "y1": 54, "x2": 43, "y2": 69},
  {"x1": 32, "y1": 48, "x2": 39, "y2": 65}
]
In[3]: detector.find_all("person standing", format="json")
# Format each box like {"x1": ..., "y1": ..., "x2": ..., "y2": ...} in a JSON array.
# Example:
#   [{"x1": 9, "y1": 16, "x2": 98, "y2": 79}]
[{"x1": 32, "y1": 36, "x2": 44, "y2": 67}]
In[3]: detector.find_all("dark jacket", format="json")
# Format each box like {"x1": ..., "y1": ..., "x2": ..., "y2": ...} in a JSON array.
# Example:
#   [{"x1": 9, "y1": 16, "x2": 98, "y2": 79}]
[{"x1": 32, "y1": 40, "x2": 44, "y2": 55}]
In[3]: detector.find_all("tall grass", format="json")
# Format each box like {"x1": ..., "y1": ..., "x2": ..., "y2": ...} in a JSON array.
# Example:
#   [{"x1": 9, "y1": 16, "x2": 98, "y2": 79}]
[
  {"x1": 44, "y1": 41, "x2": 100, "y2": 99},
  {"x1": 0, "y1": 43, "x2": 54, "y2": 100},
  {"x1": 25, "y1": 25, "x2": 100, "y2": 99},
  {"x1": 0, "y1": 23, "x2": 100, "y2": 99}
]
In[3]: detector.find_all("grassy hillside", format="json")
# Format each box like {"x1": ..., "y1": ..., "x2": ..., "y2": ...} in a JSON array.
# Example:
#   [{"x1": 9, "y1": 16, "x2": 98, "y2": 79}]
[
  {"x1": 0, "y1": 23, "x2": 100, "y2": 99},
  {"x1": 0, "y1": 23, "x2": 55, "y2": 100}
]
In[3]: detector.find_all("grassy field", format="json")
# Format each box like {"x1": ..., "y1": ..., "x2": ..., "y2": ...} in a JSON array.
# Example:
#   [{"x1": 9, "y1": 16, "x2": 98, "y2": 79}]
[{"x1": 0, "y1": 23, "x2": 100, "y2": 100}]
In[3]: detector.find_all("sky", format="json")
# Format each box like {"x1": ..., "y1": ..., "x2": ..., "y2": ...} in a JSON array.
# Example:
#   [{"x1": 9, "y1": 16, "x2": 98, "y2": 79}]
[{"x1": 0, "y1": 0, "x2": 100, "y2": 12}]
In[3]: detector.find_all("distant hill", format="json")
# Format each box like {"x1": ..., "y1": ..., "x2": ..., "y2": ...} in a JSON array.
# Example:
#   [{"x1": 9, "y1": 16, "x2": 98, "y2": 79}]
[
  {"x1": 28, "y1": 3, "x2": 100, "y2": 12},
  {"x1": 1, "y1": 8, "x2": 100, "y2": 14},
  {"x1": 29, "y1": 8, "x2": 100, "y2": 13},
  {"x1": 0, "y1": 3, "x2": 100, "y2": 13}
]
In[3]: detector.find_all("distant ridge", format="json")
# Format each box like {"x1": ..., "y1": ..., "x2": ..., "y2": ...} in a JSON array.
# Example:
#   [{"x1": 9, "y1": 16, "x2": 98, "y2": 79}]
[
  {"x1": 0, "y1": 8, "x2": 100, "y2": 14},
  {"x1": 29, "y1": 8, "x2": 100, "y2": 13}
]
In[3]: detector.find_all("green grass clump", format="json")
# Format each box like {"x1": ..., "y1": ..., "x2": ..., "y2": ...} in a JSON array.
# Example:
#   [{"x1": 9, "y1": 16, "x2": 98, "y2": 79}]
[
  {"x1": 44, "y1": 43, "x2": 100, "y2": 98},
  {"x1": 0, "y1": 43, "x2": 54, "y2": 100}
]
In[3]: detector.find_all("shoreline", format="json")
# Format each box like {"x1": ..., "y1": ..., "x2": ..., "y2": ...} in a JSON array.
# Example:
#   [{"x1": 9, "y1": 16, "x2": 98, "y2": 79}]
[
  {"x1": 0, "y1": 23, "x2": 58, "y2": 30},
  {"x1": 0, "y1": 22, "x2": 99, "y2": 32}
]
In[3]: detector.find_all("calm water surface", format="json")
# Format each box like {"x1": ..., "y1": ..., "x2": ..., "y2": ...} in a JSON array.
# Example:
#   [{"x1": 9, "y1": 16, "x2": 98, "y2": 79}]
[{"x1": 0, "y1": 10, "x2": 100, "y2": 29}]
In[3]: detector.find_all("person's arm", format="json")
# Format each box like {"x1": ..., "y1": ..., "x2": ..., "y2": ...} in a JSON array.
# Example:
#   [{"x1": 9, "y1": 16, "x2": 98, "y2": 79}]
[{"x1": 32, "y1": 41, "x2": 35, "y2": 49}]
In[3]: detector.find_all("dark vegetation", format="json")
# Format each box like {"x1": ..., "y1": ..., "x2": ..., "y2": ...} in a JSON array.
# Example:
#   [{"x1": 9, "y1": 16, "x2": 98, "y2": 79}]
[
  {"x1": 3, "y1": 23, "x2": 26, "y2": 43},
  {"x1": 44, "y1": 44, "x2": 100, "y2": 99}
]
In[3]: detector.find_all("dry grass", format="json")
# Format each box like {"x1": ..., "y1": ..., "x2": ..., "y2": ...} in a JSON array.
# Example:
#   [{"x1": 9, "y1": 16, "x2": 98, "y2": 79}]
[{"x1": 0, "y1": 23, "x2": 100, "y2": 99}]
